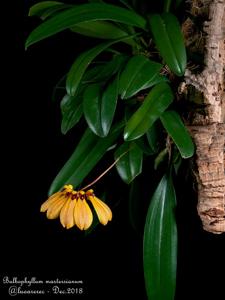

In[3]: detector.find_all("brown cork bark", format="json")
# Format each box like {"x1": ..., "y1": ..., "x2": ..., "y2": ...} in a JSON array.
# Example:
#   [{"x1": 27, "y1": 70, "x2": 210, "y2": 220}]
[{"x1": 184, "y1": 0, "x2": 225, "y2": 233}]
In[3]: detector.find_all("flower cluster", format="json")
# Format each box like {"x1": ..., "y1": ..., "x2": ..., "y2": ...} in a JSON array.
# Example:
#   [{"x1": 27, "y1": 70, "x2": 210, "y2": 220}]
[{"x1": 40, "y1": 185, "x2": 112, "y2": 230}]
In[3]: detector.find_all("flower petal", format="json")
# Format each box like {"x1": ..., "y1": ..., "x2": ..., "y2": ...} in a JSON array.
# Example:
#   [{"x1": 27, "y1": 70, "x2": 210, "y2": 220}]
[
  {"x1": 74, "y1": 198, "x2": 93, "y2": 230},
  {"x1": 40, "y1": 192, "x2": 64, "y2": 212},
  {"x1": 60, "y1": 198, "x2": 76, "y2": 229},
  {"x1": 88, "y1": 196, "x2": 112, "y2": 225},
  {"x1": 46, "y1": 196, "x2": 67, "y2": 219}
]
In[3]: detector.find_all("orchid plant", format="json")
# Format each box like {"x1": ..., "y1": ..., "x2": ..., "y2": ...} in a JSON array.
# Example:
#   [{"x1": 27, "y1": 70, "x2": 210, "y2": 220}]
[{"x1": 26, "y1": 0, "x2": 194, "y2": 299}]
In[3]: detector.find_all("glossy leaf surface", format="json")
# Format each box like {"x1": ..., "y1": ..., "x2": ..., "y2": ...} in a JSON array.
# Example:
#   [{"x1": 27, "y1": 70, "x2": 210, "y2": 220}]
[
  {"x1": 160, "y1": 110, "x2": 194, "y2": 158},
  {"x1": 26, "y1": 3, "x2": 146, "y2": 48},
  {"x1": 124, "y1": 82, "x2": 173, "y2": 141},
  {"x1": 143, "y1": 173, "x2": 177, "y2": 300},
  {"x1": 148, "y1": 13, "x2": 186, "y2": 76}
]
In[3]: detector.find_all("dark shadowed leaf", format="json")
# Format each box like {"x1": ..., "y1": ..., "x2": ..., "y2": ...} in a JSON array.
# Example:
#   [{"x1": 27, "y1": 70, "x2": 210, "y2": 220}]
[
  {"x1": 164, "y1": 0, "x2": 172, "y2": 12},
  {"x1": 146, "y1": 121, "x2": 161, "y2": 154},
  {"x1": 60, "y1": 93, "x2": 83, "y2": 134},
  {"x1": 28, "y1": 1, "x2": 68, "y2": 20},
  {"x1": 143, "y1": 173, "x2": 177, "y2": 300},
  {"x1": 135, "y1": 136, "x2": 156, "y2": 155},
  {"x1": 154, "y1": 148, "x2": 168, "y2": 170},
  {"x1": 172, "y1": 148, "x2": 182, "y2": 174},
  {"x1": 83, "y1": 54, "x2": 128, "y2": 84},
  {"x1": 114, "y1": 142, "x2": 143, "y2": 184}
]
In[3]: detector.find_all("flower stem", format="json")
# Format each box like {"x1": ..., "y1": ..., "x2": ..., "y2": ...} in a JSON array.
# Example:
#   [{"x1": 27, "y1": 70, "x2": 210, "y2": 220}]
[{"x1": 81, "y1": 151, "x2": 127, "y2": 191}]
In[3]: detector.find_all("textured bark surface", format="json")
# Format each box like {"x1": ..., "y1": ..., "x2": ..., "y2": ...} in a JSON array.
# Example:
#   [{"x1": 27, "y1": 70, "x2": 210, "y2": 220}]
[
  {"x1": 185, "y1": 0, "x2": 225, "y2": 233},
  {"x1": 189, "y1": 124, "x2": 225, "y2": 233}
]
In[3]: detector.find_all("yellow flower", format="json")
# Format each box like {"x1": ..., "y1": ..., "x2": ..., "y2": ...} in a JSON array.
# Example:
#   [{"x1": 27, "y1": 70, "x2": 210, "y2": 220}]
[{"x1": 40, "y1": 185, "x2": 112, "y2": 230}]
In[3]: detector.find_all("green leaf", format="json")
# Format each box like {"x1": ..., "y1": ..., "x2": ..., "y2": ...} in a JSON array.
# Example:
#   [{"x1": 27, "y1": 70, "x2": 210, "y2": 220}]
[
  {"x1": 114, "y1": 142, "x2": 143, "y2": 184},
  {"x1": 143, "y1": 173, "x2": 177, "y2": 300},
  {"x1": 82, "y1": 65, "x2": 104, "y2": 83},
  {"x1": 83, "y1": 54, "x2": 128, "y2": 84},
  {"x1": 101, "y1": 76, "x2": 119, "y2": 136},
  {"x1": 60, "y1": 93, "x2": 83, "y2": 134},
  {"x1": 140, "y1": 74, "x2": 169, "y2": 91},
  {"x1": 71, "y1": 20, "x2": 131, "y2": 41},
  {"x1": 135, "y1": 136, "x2": 155, "y2": 155},
  {"x1": 48, "y1": 122, "x2": 124, "y2": 195},
  {"x1": 25, "y1": 3, "x2": 147, "y2": 48},
  {"x1": 28, "y1": 1, "x2": 67, "y2": 20},
  {"x1": 119, "y1": 55, "x2": 162, "y2": 99},
  {"x1": 83, "y1": 84, "x2": 104, "y2": 136},
  {"x1": 163, "y1": 0, "x2": 172, "y2": 12},
  {"x1": 160, "y1": 110, "x2": 194, "y2": 158},
  {"x1": 83, "y1": 78, "x2": 118, "y2": 137},
  {"x1": 66, "y1": 38, "x2": 131, "y2": 96},
  {"x1": 172, "y1": 148, "x2": 182, "y2": 174},
  {"x1": 146, "y1": 121, "x2": 161, "y2": 154},
  {"x1": 154, "y1": 148, "x2": 168, "y2": 170},
  {"x1": 148, "y1": 13, "x2": 186, "y2": 76},
  {"x1": 124, "y1": 82, "x2": 173, "y2": 141}
]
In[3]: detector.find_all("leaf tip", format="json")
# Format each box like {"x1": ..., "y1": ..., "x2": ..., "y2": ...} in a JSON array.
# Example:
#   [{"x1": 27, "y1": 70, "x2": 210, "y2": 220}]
[
  {"x1": 123, "y1": 132, "x2": 130, "y2": 141},
  {"x1": 181, "y1": 148, "x2": 195, "y2": 159}
]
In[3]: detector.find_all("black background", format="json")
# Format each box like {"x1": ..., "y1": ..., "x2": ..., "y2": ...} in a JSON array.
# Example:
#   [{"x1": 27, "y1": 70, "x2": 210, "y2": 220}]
[{"x1": 1, "y1": 1, "x2": 225, "y2": 299}]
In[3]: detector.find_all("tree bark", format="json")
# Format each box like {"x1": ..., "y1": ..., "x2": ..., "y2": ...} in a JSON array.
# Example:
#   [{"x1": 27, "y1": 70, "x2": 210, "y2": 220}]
[{"x1": 184, "y1": 0, "x2": 225, "y2": 234}]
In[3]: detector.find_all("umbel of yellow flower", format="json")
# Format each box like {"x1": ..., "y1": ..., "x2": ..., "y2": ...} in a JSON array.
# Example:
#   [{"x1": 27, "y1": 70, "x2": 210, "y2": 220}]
[{"x1": 40, "y1": 185, "x2": 112, "y2": 230}]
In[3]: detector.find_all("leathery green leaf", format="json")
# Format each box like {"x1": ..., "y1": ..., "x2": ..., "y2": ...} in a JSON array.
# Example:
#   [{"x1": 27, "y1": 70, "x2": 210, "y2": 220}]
[
  {"x1": 66, "y1": 37, "x2": 132, "y2": 96},
  {"x1": 119, "y1": 55, "x2": 162, "y2": 99},
  {"x1": 60, "y1": 93, "x2": 83, "y2": 135},
  {"x1": 101, "y1": 76, "x2": 119, "y2": 136},
  {"x1": 154, "y1": 148, "x2": 168, "y2": 170},
  {"x1": 48, "y1": 122, "x2": 124, "y2": 195},
  {"x1": 160, "y1": 110, "x2": 194, "y2": 158},
  {"x1": 71, "y1": 20, "x2": 133, "y2": 43},
  {"x1": 146, "y1": 121, "x2": 161, "y2": 154},
  {"x1": 83, "y1": 84, "x2": 104, "y2": 137},
  {"x1": 28, "y1": 1, "x2": 67, "y2": 20},
  {"x1": 148, "y1": 13, "x2": 186, "y2": 76},
  {"x1": 124, "y1": 82, "x2": 173, "y2": 141},
  {"x1": 135, "y1": 136, "x2": 156, "y2": 155},
  {"x1": 83, "y1": 78, "x2": 118, "y2": 137},
  {"x1": 83, "y1": 54, "x2": 128, "y2": 84},
  {"x1": 114, "y1": 142, "x2": 143, "y2": 184},
  {"x1": 25, "y1": 3, "x2": 146, "y2": 48},
  {"x1": 143, "y1": 173, "x2": 177, "y2": 300}
]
